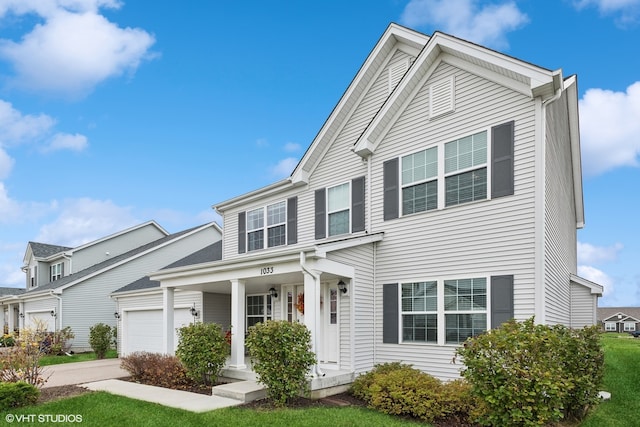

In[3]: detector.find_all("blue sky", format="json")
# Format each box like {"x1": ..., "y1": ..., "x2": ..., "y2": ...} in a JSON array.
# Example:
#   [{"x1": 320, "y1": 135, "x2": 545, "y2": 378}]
[{"x1": 0, "y1": 0, "x2": 638, "y2": 307}]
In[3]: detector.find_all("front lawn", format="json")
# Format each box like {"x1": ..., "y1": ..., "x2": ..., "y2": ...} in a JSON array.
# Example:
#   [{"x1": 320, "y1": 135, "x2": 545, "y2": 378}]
[{"x1": 39, "y1": 349, "x2": 118, "y2": 366}]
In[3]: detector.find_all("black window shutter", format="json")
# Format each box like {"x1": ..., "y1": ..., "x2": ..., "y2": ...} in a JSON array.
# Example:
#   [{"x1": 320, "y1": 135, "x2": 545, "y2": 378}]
[
  {"x1": 287, "y1": 196, "x2": 298, "y2": 245},
  {"x1": 491, "y1": 121, "x2": 515, "y2": 198},
  {"x1": 351, "y1": 176, "x2": 365, "y2": 233},
  {"x1": 314, "y1": 189, "x2": 326, "y2": 239},
  {"x1": 491, "y1": 275, "x2": 514, "y2": 329},
  {"x1": 237, "y1": 211, "x2": 246, "y2": 254},
  {"x1": 383, "y1": 283, "x2": 399, "y2": 344},
  {"x1": 383, "y1": 158, "x2": 399, "y2": 220}
]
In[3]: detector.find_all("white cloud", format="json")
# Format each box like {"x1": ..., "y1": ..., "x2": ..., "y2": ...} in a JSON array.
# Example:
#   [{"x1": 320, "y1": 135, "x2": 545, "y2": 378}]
[
  {"x1": 573, "y1": 0, "x2": 640, "y2": 25},
  {"x1": 270, "y1": 157, "x2": 298, "y2": 178},
  {"x1": 0, "y1": 182, "x2": 56, "y2": 223},
  {"x1": 578, "y1": 265, "x2": 614, "y2": 296},
  {"x1": 0, "y1": 149, "x2": 14, "y2": 179},
  {"x1": 579, "y1": 82, "x2": 640, "y2": 176},
  {"x1": 283, "y1": 142, "x2": 301, "y2": 152},
  {"x1": 577, "y1": 241, "x2": 623, "y2": 264},
  {"x1": 42, "y1": 133, "x2": 88, "y2": 152},
  {"x1": 400, "y1": 0, "x2": 529, "y2": 49},
  {"x1": 0, "y1": 2, "x2": 155, "y2": 97},
  {"x1": 36, "y1": 198, "x2": 139, "y2": 246},
  {"x1": 0, "y1": 100, "x2": 56, "y2": 145}
]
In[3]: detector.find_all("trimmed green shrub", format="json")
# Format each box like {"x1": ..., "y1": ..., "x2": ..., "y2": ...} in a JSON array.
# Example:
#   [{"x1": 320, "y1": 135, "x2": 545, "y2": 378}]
[
  {"x1": 120, "y1": 352, "x2": 190, "y2": 390},
  {"x1": 176, "y1": 322, "x2": 229, "y2": 386},
  {"x1": 456, "y1": 317, "x2": 604, "y2": 426},
  {"x1": 245, "y1": 320, "x2": 316, "y2": 407},
  {"x1": 89, "y1": 323, "x2": 113, "y2": 359},
  {"x1": 351, "y1": 362, "x2": 474, "y2": 423},
  {"x1": 0, "y1": 382, "x2": 39, "y2": 410}
]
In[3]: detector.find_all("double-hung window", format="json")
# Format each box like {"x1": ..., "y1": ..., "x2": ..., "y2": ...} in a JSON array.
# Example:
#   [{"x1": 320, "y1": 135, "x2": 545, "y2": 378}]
[
  {"x1": 246, "y1": 294, "x2": 272, "y2": 330},
  {"x1": 327, "y1": 183, "x2": 350, "y2": 236},
  {"x1": 444, "y1": 131, "x2": 488, "y2": 206},
  {"x1": 246, "y1": 201, "x2": 287, "y2": 252},
  {"x1": 624, "y1": 322, "x2": 636, "y2": 332},
  {"x1": 50, "y1": 263, "x2": 63, "y2": 282},
  {"x1": 604, "y1": 322, "x2": 616, "y2": 332},
  {"x1": 401, "y1": 147, "x2": 438, "y2": 215},
  {"x1": 401, "y1": 281, "x2": 438, "y2": 343},
  {"x1": 444, "y1": 278, "x2": 487, "y2": 344}
]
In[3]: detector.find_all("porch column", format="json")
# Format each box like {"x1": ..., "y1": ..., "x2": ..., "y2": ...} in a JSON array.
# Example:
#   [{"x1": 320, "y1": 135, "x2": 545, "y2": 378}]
[
  {"x1": 18, "y1": 302, "x2": 24, "y2": 330},
  {"x1": 7, "y1": 304, "x2": 15, "y2": 332},
  {"x1": 229, "y1": 279, "x2": 246, "y2": 369},
  {"x1": 0, "y1": 305, "x2": 5, "y2": 334},
  {"x1": 162, "y1": 287, "x2": 175, "y2": 355},
  {"x1": 303, "y1": 270, "x2": 320, "y2": 374}
]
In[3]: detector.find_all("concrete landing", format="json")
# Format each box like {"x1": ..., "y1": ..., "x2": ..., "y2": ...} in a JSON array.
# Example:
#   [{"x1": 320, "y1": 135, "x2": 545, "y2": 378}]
[{"x1": 212, "y1": 380, "x2": 266, "y2": 403}]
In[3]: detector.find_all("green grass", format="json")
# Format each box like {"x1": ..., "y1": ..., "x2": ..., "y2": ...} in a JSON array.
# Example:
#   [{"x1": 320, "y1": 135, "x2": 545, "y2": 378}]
[
  {"x1": 1, "y1": 392, "x2": 418, "y2": 427},
  {"x1": 39, "y1": 349, "x2": 118, "y2": 366},
  {"x1": 579, "y1": 333, "x2": 640, "y2": 426}
]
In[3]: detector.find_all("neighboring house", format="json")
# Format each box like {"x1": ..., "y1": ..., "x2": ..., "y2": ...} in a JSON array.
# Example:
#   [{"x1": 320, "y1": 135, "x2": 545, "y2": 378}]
[
  {"x1": 111, "y1": 241, "x2": 225, "y2": 355},
  {"x1": 136, "y1": 23, "x2": 601, "y2": 391},
  {"x1": 0, "y1": 220, "x2": 222, "y2": 351},
  {"x1": 598, "y1": 307, "x2": 640, "y2": 333}
]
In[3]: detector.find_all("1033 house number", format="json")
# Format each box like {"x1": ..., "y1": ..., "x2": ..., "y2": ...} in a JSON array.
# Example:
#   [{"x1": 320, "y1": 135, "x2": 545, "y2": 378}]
[{"x1": 260, "y1": 266, "x2": 274, "y2": 275}]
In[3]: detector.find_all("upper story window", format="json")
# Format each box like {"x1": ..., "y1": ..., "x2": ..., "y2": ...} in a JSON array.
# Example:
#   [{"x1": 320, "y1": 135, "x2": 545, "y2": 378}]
[
  {"x1": 402, "y1": 147, "x2": 438, "y2": 215},
  {"x1": 247, "y1": 201, "x2": 287, "y2": 252},
  {"x1": 50, "y1": 263, "x2": 63, "y2": 282},
  {"x1": 30, "y1": 266, "x2": 37, "y2": 288},
  {"x1": 327, "y1": 183, "x2": 350, "y2": 236},
  {"x1": 444, "y1": 131, "x2": 487, "y2": 207}
]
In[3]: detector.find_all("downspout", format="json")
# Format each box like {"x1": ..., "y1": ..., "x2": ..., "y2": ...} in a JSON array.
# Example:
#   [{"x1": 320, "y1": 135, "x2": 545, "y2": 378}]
[
  {"x1": 300, "y1": 251, "x2": 324, "y2": 377},
  {"x1": 50, "y1": 291, "x2": 62, "y2": 332}
]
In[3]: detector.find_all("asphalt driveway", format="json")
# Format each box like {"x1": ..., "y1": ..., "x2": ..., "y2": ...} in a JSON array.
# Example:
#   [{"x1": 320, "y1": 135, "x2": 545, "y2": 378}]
[{"x1": 43, "y1": 358, "x2": 129, "y2": 388}]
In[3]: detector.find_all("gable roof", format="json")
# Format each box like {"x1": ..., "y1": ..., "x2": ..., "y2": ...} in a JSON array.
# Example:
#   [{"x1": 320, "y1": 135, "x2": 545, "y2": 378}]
[
  {"x1": 112, "y1": 240, "x2": 223, "y2": 295},
  {"x1": 0, "y1": 287, "x2": 24, "y2": 296},
  {"x1": 28, "y1": 242, "x2": 73, "y2": 259},
  {"x1": 598, "y1": 307, "x2": 640, "y2": 323},
  {"x1": 17, "y1": 222, "x2": 219, "y2": 298}
]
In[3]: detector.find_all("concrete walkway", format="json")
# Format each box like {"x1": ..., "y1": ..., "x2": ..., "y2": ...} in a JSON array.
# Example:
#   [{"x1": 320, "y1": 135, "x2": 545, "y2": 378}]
[{"x1": 42, "y1": 358, "x2": 250, "y2": 412}]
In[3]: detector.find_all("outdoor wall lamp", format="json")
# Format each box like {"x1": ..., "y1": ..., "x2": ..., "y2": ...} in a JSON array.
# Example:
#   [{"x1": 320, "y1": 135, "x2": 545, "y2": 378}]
[
  {"x1": 50, "y1": 310, "x2": 57, "y2": 318},
  {"x1": 190, "y1": 304, "x2": 199, "y2": 317},
  {"x1": 269, "y1": 287, "x2": 278, "y2": 299},
  {"x1": 337, "y1": 280, "x2": 348, "y2": 294},
  {"x1": 114, "y1": 311, "x2": 121, "y2": 320},
  {"x1": 19, "y1": 312, "x2": 24, "y2": 319}
]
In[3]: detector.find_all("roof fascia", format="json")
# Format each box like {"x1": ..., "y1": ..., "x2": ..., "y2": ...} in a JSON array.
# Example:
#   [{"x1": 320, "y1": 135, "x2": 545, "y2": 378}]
[
  {"x1": 354, "y1": 31, "x2": 557, "y2": 157},
  {"x1": 214, "y1": 178, "x2": 295, "y2": 213},
  {"x1": 289, "y1": 23, "x2": 429, "y2": 184},
  {"x1": 563, "y1": 75, "x2": 585, "y2": 228},
  {"x1": 570, "y1": 274, "x2": 603, "y2": 296}
]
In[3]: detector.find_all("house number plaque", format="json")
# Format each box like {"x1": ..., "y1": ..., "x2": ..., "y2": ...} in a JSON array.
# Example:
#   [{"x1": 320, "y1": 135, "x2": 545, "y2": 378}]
[{"x1": 260, "y1": 266, "x2": 274, "y2": 275}]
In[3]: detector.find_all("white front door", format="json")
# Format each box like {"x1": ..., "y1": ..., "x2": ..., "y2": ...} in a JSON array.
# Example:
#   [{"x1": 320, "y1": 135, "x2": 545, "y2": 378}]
[{"x1": 320, "y1": 284, "x2": 339, "y2": 363}]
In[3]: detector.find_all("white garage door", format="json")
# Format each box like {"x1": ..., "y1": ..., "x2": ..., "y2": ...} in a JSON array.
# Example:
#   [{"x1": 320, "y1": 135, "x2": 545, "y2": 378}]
[
  {"x1": 28, "y1": 311, "x2": 53, "y2": 331},
  {"x1": 124, "y1": 308, "x2": 192, "y2": 355}
]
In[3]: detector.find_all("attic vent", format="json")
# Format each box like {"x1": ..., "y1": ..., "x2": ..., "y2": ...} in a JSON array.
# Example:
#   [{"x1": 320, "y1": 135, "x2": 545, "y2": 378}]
[
  {"x1": 388, "y1": 59, "x2": 409, "y2": 94},
  {"x1": 429, "y1": 76, "x2": 455, "y2": 119}
]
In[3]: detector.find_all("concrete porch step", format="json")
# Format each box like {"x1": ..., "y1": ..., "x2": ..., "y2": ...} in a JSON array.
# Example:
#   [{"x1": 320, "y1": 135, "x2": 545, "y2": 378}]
[{"x1": 212, "y1": 380, "x2": 266, "y2": 403}]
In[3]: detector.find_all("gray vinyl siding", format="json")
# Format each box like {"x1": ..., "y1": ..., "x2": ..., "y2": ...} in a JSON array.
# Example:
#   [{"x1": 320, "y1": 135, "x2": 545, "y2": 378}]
[
  {"x1": 72, "y1": 224, "x2": 166, "y2": 272},
  {"x1": 370, "y1": 63, "x2": 537, "y2": 380},
  {"x1": 327, "y1": 244, "x2": 375, "y2": 373},
  {"x1": 62, "y1": 227, "x2": 220, "y2": 351},
  {"x1": 544, "y1": 91, "x2": 577, "y2": 325},
  {"x1": 570, "y1": 283, "x2": 596, "y2": 328},
  {"x1": 203, "y1": 292, "x2": 231, "y2": 328}
]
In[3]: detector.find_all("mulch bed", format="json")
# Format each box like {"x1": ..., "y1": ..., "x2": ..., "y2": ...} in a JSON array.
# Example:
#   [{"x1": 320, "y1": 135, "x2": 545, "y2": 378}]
[{"x1": 38, "y1": 385, "x2": 93, "y2": 404}]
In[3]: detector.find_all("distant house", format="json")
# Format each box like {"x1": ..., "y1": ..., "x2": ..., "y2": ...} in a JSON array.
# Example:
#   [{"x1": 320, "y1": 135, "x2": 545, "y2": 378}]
[
  {"x1": 598, "y1": 307, "x2": 640, "y2": 333},
  {"x1": 107, "y1": 23, "x2": 603, "y2": 394},
  {"x1": 0, "y1": 221, "x2": 221, "y2": 351}
]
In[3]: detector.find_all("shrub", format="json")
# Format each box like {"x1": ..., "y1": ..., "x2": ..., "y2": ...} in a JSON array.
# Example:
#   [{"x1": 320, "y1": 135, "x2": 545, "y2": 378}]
[
  {"x1": 0, "y1": 321, "x2": 49, "y2": 387},
  {"x1": 120, "y1": 352, "x2": 190, "y2": 390},
  {"x1": 245, "y1": 320, "x2": 316, "y2": 407},
  {"x1": 176, "y1": 322, "x2": 229, "y2": 386},
  {"x1": 456, "y1": 317, "x2": 604, "y2": 426},
  {"x1": 351, "y1": 362, "x2": 474, "y2": 423},
  {"x1": 89, "y1": 323, "x2": 113, "y2": 359},
  {"x1": 42, "y1": 327, "x2": 75, "y2": 355},
  {"x1": 0, "y1": 382, "x2": 40, "y2": 410},
  {"x1": 0, "y1": 333, "x2": 15, "y2": 347}
]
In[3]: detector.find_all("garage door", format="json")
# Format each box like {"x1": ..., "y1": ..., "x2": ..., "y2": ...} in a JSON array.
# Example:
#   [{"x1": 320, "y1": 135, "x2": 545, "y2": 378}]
[
  {"x1": 124, "y1": 308, "x2": 192, "y2": 355},
  {"x1": 28, "y1": 311, "x2": 53, "y2": 331}
]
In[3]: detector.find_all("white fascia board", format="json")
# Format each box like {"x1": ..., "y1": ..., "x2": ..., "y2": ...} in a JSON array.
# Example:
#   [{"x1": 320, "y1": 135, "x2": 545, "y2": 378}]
[
  {"x1": 314, "y1": 232, "x2": 384, "y2": 257},
  {"x1": 213, "y1": 178, "x2": 293, "y2": 213},
  {"x1": 570, "y1": 274, "x2": 604, "y2": 296},
  {"x1": 563, "y1": 75, "x2": 585, "y2": 228}
]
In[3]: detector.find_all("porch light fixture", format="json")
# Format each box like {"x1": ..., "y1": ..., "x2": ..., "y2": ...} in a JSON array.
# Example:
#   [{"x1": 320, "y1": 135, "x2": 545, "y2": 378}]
[
  {"x1": 50, "y1": 310, "x2": 57, "y2": 318},
  {"x1": 269, "y1": 287, "x2": 278, "y2": 299},
  {"x1": 19, "y1": 312, "x2": 24, "y2": 319},
  {"x1": 190, "y1": 304, "x2": 199, "y2": 318},
  {"x1": 337, "y1": 280, "x2": 347, "y2": 294},
  {"x1": 114, "y1": 311, "x2": 121, "y2": 320}
]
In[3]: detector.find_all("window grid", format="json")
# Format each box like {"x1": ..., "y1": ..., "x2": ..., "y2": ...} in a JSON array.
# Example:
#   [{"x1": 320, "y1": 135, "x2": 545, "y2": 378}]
[
  {"x1": 50, "y1": 263, "x2": 62, "y2": 282},
  {"x1": 605, "y1": 322, "x2": 616, "y2": 332},
  {"x1": 401, "y1": 282, "x2": 438, "y2": 343},
  {"x1": 624, "y1": 322, "x2": 636, "y2": 331},
  {"x1": 246, "y1": 294, "x2": 272, "y2": 331},
  {"x1": 327, "y1": 183, "x2": 350, "y2": 236},
  {"x1": 444, "y1": 131, "x2": 488, "y2": 207},
  {"x1": 401, "y1": 147, "x2": 438, "y2": 215},
  {"x1": 247, "y1": 201, "x2": 287, "y2": 251},
  {"x1": 444, "y1": 278, "x2": 487, "y2": 344}
]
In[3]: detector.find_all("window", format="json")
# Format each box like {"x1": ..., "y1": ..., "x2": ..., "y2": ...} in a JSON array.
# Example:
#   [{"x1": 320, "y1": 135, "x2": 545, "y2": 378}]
[
  {"x1": 401, "y1": 147, "x2": 438, "y2": 215},
  {"x1": 624, "y1": 322, "x2": 636, "y2": 332},
  {"x1": 605, "y1": 322, "x2": 616, "y2": 332},
  {"x1": 327, "y1": 183, "x2": 350, "y2": 236},
  {"x1": 246, "y1": 294, "x2": 272, "y2": 330},
  {"x1": 401, "y1": 282, "x2": 437, "y2": 343},
  {"x1": 444, "y1": 278, "x2": 487, "y2": 344},
  {"x1": 445, "y1": 132, "x2": 487, "y2": 206},
  {"x1": 246, "y1": 201, "x2": 287, "y2": 252},
  {"x1": 50, "y1": 263, "x2": 63, "y2": 282},
  {"x1": 30, "y1": 267, "x2": 37, "y2": 288}
]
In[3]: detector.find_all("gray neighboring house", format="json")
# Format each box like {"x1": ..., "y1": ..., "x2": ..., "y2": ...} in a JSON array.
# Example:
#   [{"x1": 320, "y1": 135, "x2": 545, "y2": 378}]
[
  {"x1": 0, "y1": 220, "x2": 222, "y2": 352},
  {"x1": 598, "y1": 307, "x2": 640, "y2": 333},
  {"x1": 111, "y1": 241, "x2": 226, "y2": 356}
]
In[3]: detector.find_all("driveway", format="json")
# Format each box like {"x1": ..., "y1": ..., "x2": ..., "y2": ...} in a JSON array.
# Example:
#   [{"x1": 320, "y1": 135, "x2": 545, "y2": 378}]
[{"x1": 43, "y1": 358, "x2": 129, "y2": 388}]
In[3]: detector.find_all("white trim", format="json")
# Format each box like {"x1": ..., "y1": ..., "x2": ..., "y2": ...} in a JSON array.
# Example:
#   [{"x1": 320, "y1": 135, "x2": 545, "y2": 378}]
[{"x1": 570, "y1": 274, "x2": 604, "y2": 296}]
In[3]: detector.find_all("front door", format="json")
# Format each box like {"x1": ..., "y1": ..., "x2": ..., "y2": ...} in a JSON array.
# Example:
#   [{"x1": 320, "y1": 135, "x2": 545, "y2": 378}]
[{"x1": 320, "y1": 284, "x2": 339, "y2": 363}]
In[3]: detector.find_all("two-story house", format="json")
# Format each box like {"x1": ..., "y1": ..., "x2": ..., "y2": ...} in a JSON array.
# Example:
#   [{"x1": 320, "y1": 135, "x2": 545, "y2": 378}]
[
  {"x1": 145, "y1": 23, "x2": 602, "y2": 392},
  {"x1": 0, "y1": 220, "x2": 221, "y2": 352}
]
